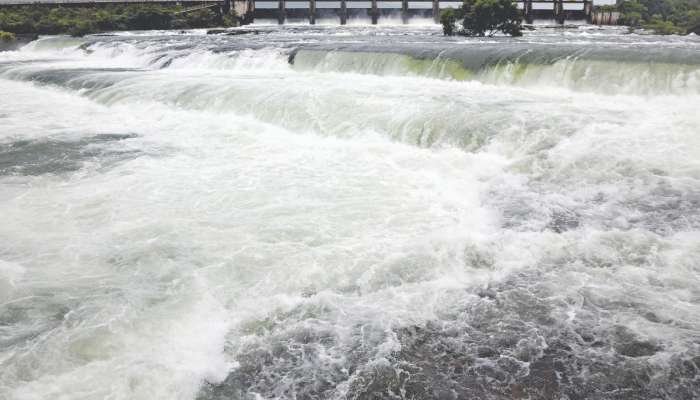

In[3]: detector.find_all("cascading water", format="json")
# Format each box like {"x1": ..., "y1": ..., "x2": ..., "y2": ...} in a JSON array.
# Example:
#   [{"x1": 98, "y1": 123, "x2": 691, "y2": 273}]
[{"x1": 1, "y1": 24, "x2": 699, "y2": 400}]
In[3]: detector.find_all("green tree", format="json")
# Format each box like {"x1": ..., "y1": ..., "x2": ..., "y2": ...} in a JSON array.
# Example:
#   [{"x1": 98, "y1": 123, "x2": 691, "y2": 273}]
[
  {"x1": 441, "y1": 0, "x2": 522, "y2": 37},
  {"x1": 68, "y1": 20, "x2": 96, "y2": 37},
  {"x1": 617, "y1": 0, "x2": 648, "y2": 26},
  {"x1": 440, "y1": 8, "x2": 457, "y2": 36},
  {"x1": 687, "y1": 9, "x2": 700, "y2": 33},
  {"x1": 94, "y1": 10, "x2": 118, "y2": 31},
  {"x1": 0, "y1": 31, "x2": 16, "y2": 42},
  {"x1": 183, "y1": 9, "x2": 219, "y2": 28},
  {"x1": 644, "y1": 16, "x2": 683, "y2": 33},
  {"x1": 639, "y1": 0, "x2": 674, "y2": 19},
  {"x1": 614, "y1": 0, "x2": 700, "y2": 33},
  {"x1": 620, "y1": 10, "x2": 644, "y2": 25},
  {"x1": 123, "y1": 6, "x2": 173, "y2": 30},
  {"x1": 462, "y1": 0, "x2": 522, "y2": 36}
]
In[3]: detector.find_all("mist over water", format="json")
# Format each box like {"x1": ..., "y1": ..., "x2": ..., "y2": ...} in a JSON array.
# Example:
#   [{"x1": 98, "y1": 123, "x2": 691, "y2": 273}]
[{"x1": 1, "y1": 24, "x2": 699, "y2": 400}]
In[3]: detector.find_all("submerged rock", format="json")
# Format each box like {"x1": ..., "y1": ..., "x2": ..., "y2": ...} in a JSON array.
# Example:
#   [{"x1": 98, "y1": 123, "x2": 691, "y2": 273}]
[{"x1": 206, "y1": 28, "x2": 260, "y2": 35}]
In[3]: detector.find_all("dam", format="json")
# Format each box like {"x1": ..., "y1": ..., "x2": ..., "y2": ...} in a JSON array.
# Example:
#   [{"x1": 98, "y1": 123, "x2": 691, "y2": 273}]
[
  {"x1": 0, "y1": 0, "x2": 595, "y2": 25},
  {"x1": 234, "y1": 0, "x2": 593, "y2": 24}
]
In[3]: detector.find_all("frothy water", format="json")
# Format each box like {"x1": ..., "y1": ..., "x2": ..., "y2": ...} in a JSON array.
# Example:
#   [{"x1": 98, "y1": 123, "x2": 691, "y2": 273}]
[{"x1": 1, "y1": 24, "x2": 699, "y2": 400}]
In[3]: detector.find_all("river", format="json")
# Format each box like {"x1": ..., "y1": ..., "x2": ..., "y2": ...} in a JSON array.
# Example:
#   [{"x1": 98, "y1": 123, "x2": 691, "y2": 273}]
[{"x1": 0, "y1": 23, "x2": 699, "y2": 399}]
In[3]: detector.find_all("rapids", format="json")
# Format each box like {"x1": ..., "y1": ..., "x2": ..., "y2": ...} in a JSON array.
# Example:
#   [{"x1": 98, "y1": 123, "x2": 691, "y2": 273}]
[{"x1": 0, "y1": 24, "x2": 699, "y2": 400}]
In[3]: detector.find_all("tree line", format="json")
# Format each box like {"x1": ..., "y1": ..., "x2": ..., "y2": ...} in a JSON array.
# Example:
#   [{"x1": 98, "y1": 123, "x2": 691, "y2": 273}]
[
  {"x1": 0, "y1": 4, "x2": 237, "y2": 37},
  {"x1": 613, "y1": 0, "x2": 700, "y2": 34},
  {"x1": 440, "y1": 0, "x2": 700, "y2": 36}
]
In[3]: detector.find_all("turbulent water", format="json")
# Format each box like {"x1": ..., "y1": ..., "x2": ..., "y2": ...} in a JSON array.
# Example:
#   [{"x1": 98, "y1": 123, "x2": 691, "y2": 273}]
[{"x1": 1, "y1": 23, "x2": 700, "y2": 400}]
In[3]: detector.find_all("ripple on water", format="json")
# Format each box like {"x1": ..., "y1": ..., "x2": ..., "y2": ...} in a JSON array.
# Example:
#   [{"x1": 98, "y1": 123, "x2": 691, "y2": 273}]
[{"x1": 0, "y1": 134, "x2": 140, "y2": 176}]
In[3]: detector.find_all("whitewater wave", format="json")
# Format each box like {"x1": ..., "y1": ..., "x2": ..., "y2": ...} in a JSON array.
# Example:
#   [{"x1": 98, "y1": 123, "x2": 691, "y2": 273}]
[
  {"x1": 5, "y1": 35, "x2": 700, "y2": 95},
  {"x1": 290, "y1": 48, "x2": 700, "y2": 95}
]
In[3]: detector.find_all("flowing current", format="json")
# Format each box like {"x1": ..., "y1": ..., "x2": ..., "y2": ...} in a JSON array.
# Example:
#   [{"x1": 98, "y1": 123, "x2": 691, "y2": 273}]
[{"x1": 1, "y1": 24, "x2": 700, "y2": 400}]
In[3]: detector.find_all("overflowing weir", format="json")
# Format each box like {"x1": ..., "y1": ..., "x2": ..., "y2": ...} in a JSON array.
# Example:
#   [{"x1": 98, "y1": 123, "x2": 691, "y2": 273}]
[{"x1": 1, "y1": 24, "x2": 699, "y2": 400}]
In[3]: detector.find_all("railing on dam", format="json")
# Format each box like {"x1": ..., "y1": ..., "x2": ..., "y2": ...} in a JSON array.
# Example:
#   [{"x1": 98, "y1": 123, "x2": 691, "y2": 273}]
[{"x1": 0, "y1": 0, "x2": 222, "y2": 3}]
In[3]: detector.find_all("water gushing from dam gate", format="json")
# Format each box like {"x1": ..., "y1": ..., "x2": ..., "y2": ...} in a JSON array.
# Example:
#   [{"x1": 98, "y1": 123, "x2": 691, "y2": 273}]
[{"x1": 1, "y1": 24, "x2": 700, "y2": 400}]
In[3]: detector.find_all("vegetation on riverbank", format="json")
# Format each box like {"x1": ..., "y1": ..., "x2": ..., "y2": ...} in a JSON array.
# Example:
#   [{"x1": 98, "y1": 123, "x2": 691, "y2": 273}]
[
  {"x1": 440, "y1": 0, "x2": 522, "y2": 36},
  {"x1": 599, "y1": 0, "x2": 699, "y2": 34},
  {"x1": 0, "y1": 5, "x2": 237, "y2": 37},
  {"x1": 440, "y1": 0, "x2": 699, "y2": 36},
  {"x1": 0, "y1": 30, "x2": 16, "y2": 42}
]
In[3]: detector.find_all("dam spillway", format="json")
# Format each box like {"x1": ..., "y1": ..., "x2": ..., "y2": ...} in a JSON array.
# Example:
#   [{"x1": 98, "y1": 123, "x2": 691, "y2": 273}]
[
  {"x1": 0, "y1": 0, "x2": 597, "y2": 25},
  {"x1": 234, "y1": 0, "x2": 593, "y2": 24}
]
